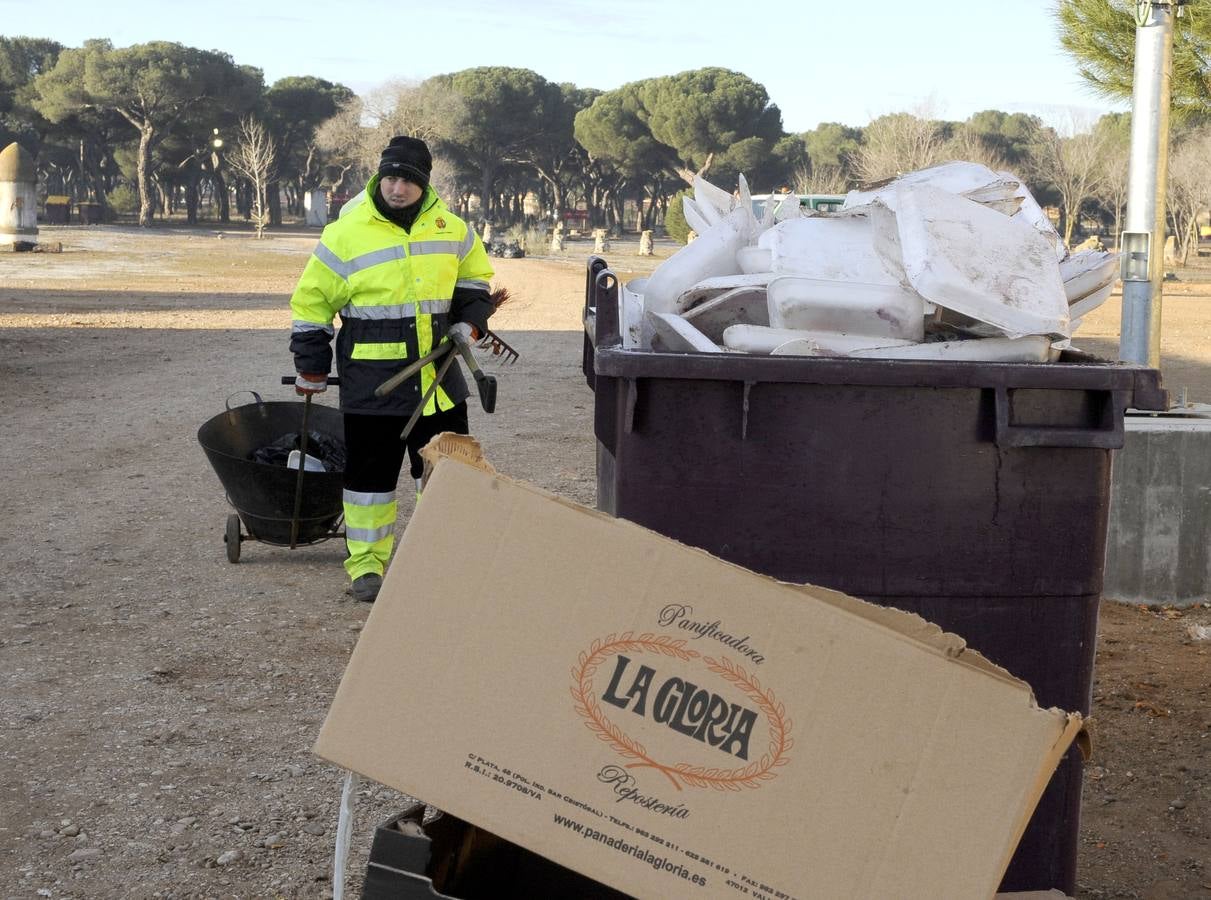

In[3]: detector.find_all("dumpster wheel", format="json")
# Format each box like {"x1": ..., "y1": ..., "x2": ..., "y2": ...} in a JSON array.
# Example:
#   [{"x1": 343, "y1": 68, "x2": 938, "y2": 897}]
[{"x1": 225, "y1": 513, "x2": 242, "y2": 563}]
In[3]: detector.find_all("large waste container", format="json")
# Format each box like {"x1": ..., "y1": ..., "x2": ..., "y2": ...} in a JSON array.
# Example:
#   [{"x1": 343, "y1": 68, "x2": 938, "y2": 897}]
[{"x1": 583, "y1": 258, "x2": 1167, "y2": 895}]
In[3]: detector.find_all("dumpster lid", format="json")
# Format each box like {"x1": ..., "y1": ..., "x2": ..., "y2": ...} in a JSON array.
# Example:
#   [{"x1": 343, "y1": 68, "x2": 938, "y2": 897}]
[{"x1": 316, "y1": 456, "x2": 1083, "y2": 899}]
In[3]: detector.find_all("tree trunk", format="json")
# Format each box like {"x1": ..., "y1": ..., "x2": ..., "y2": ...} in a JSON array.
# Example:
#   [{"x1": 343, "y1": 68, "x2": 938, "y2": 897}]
[
  {"x1": 185, "y1": 175, "x2": 200, "y2": 224},
  {"x1": 213, "y1": 171, "x2": 230, "y2": 223},
  {"x1": 268, "y1": 180, "x2": 282, "y2": 226},
  {"x1": 137, "y1": 124, "x2": 156, "y2": 227},
  {"x1": 479, "y1": 165, "x2": 495, "y2": 225},
  {"x1": 1062, "y1": 202, "x2": 1075, "y2": 248}
]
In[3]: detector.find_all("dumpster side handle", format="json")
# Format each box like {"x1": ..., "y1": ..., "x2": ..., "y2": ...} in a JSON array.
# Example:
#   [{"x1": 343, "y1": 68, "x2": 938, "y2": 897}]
[{"x1": 994, "y1": 387, "x2": 1127, "y2": 449}]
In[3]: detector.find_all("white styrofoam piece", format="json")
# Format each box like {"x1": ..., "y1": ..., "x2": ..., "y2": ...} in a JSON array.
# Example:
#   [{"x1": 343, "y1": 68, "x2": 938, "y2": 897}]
[
  {"x1": 770, "y1": 331, "x2": 917, "y2": 356},
  {"x1": 1068, "y1": 281, "x2": 1115, "y2": 320},
  {"x1": 694, "y1": 175, "x2": 734, "y2": 221},
  {"x1": 961, "y1": 179, "x2": 1021, "y2": 204},
  {"x1": 736, "y1": 245, "x2": 772, "y2": 274},
  {"x1": 620, "y1": 278, "x2": 647, "y2": 349},
  {"x1": 723, "y1": 324, "x2": 820, "y2": 354},
  {"x1": 767, "y1": 275, "x2": 925, "y2": 341},
  {"x1": 998, "y1": 171, "x2": 1066, "y2": 261},
  {"x1": 675, "y1": 272, "x2": 773, "y2": 312},
  {"x1": 771, "y1": 194, "x2": 802, "y2": 223},
  {"x1": 843, "y1": 161, "x2": 1003, "y2": 209},
  {"x1": 971, "y1": 197, "x2": 1025, "y2": 217},
  {"x1": 758, "y1": 213, "x2": 902, "y2": 285},
  {"x1": 682, "y1": 196, "x2": 714, "y2": 235},
  {"x1": 1061, "y1": 250, "x2": 1119, "y2": 301},
  {"x1": 680, "y1": 287, "x2": 770, "y2": 341},
  {"x1": 895, "y1": 184, "x2": 1070, "y2": 338},
  {"x1": 850, "y1": 335, "x2": 1054, "y2": 362},
  {"x1": 647, "y1": 311, "x2": 724, "y2": 353},
  {"x1": 644, "y1": 205, "x2": 751, "y2": 316}
]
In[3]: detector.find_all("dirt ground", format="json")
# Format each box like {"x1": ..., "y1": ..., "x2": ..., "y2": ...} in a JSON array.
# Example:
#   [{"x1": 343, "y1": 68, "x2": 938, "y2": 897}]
[{"x1": 0, "y1": 223, "x2": 1208, "y2": 899}]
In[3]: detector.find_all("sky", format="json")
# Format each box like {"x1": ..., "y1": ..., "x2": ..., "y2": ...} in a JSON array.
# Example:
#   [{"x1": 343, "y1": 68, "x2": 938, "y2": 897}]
[{"x1": 0, "y1": 0, "x2": 1125, "y2": 133}]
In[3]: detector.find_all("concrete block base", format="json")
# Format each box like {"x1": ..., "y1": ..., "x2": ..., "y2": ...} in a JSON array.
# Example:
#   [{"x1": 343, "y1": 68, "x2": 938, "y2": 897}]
[{"x1": 1104, "y1": 408, "x2": 1211, "y2": 607}]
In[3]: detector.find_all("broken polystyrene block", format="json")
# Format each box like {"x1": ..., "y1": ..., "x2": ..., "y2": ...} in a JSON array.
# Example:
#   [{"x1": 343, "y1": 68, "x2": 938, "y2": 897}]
[
  {"x1": 694, "y1": 174, "x2": 736, "y2": 221},
  {"x1": 770, "y1": 330, "x2": 918, "y2": 356},
  {"x1": 962, "y1": 179, "x2": 1022, "y2": 205},
  {"x1": 851, "y1": 335, "x2": 1054, "y2": 362},
  {"x1": 1068, "y1": 281, "x2": 1115, "y2": 320},
  {"x1": 895, "y1": 184, "x2": 1069, "y2": 338},
  {"x1": 843, "y1": 161, "x2": 1005, "y2": 209},
  {"x1": 720, "y1": 324, "x2": 911, "y2": 355},
  {"x1": 620, "y1": 277, "x2": 647, "y2": 349},
  {"x1": 759, "y1": 211, "x2": 904, "y2": 285},
  {"x1": 682, "y1": 196, "x2": 715, "y2": 235},
  {"x1": 647, "y1": 311, "x2": 724, "y2": 353},
  {"x1": 674, "y1": 272, "x2": 772, "y2": 312},
  {"x1": 736, "y1": 245, "x2": 772, "y2": 274},
  {"x1": 970, "y1": 196, "x2": 1026, "y2": 217},
  {"x1": 680, "y1": 286, "x2": 770, "y2": 341},
  {"x1": 644, "y1": 205, "x2": 752, "y2": 316},
  {"x1": 997, "y1": 171, "x2": 1067, "y2": 262},
  {"x1": 1060, "y1": 250, "x2": 1119, "y2": 302},
  {"x1": 767, "y1": 274, "x2": 925, "y2": 342}
]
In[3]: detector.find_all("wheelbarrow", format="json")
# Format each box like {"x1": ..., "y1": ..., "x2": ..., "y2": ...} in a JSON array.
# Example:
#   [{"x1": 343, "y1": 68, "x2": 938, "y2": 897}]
[{"x1": 197, "y1": 379, "x2": 345, "y2": 563}]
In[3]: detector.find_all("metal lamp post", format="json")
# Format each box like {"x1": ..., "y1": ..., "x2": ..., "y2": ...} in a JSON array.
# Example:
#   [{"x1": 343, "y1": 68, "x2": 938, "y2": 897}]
[{"x1": 1119, "y1": 0, "x2": 1182, "y2": 368}]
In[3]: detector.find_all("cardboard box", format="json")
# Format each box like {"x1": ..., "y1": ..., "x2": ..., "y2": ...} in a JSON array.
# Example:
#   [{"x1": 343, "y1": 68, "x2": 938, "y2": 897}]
[
  {"x1": 317, "y1": 459, "x2": 1082, "y2": 900},
  {"x1": 363, "y1": 804, "x2": 1071, "y2": 900}
]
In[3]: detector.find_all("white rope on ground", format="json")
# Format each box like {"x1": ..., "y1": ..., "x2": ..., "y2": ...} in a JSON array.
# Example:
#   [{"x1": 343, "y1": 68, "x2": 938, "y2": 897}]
[{"x1": 332, "y1": 770, "x2": 359, "y2": 900}]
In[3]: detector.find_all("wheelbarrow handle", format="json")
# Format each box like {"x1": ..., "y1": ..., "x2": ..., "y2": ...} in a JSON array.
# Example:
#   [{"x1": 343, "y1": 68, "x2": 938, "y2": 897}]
[{"x1": 281, "y1": 375, "x2": 341, "y2": 386}]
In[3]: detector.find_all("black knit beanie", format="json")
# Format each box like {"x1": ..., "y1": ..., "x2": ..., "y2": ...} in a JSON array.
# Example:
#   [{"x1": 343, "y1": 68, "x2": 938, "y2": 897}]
[{"x1": 378, "y1": 135, "x2": 432, "y2": 187}]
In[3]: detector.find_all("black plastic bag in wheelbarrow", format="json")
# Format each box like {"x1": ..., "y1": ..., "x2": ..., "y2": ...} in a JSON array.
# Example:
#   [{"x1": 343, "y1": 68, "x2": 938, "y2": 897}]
[
  {"x1": 250, "y1": 430, "x2": 348, "y2": 472},
  {"x1": 198, "y1": 393, "x2": 345, "y2": 550}
]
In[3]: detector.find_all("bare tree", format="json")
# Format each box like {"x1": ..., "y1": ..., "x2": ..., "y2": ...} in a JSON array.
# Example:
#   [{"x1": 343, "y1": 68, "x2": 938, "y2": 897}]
[
  {"x1": 944, "y1": 126, "x2": 1009, "y2": 174},
  {"x1": 1028, "y1": 123, "x2": 1112, "y2": 247},
  {"x1": 792, "y1": 162, "x2": 849, "y2": 195},
  {"x1": 357, "y1": 79, "x2": 467, "y2": 169},
  {"x1": 228, "y1": 117, "x2": 277, "y2": 238},
  {"x1": 1094, "y1": 142, "x2": 1129, "y2": 250},
  {"x1": 853, "y1": 106, "x2": 949, "y2": 185},
  {"x1": 314, "y1": 99, "x2": 368, "y2": 193},
  {"x1": 1167, "y1": 128, "x2": 1211, "y2": 265}
]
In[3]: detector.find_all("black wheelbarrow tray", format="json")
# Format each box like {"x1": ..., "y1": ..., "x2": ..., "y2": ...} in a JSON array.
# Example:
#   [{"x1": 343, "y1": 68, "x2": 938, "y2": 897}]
[{"x1": 197, "y1": 389, "x2": 345, "y2": 563}]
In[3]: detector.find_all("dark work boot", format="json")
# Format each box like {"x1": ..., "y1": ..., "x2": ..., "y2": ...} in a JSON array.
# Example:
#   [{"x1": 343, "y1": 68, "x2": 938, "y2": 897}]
[{"x1": 350, "y1": 573, "x2": 382, "y2": 603}]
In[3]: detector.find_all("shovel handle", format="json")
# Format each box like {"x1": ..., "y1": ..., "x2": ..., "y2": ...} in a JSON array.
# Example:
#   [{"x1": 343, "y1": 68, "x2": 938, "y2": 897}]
[
  {"x1": 400, "y1": 351, "x2": 458, "y2": 442},
  {"x1": 373, "y1": 344, "x2": 453, "y2": 397}
]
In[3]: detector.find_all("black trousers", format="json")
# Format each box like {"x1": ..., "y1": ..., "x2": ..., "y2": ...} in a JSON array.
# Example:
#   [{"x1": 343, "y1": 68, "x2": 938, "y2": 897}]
[{"x1": 343, "y1": 401, "x2": 470, "y2": 493}]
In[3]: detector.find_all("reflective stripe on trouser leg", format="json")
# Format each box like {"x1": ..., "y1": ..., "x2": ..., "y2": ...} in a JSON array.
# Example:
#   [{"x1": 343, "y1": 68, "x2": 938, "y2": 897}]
[{"x1": 342, "y1": 489, "x2": 397, "y2": 580}]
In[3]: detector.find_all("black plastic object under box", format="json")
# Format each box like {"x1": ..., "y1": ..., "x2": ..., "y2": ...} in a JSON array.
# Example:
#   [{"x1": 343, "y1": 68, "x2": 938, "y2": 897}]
[
  {"x1": 365, "y1": 804, "x2": 630, "y2": 899},
  {"x1": 583, "y1": 257, "x2": 1167, "y2": 896},
  {"x1": 197, "y1": 398, "x2": 345, "y2": 545}
]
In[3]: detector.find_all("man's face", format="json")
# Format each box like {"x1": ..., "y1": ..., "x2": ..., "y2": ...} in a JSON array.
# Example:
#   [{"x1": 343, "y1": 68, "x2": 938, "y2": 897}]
[{"x1": 379, "y1": 175, "x2": 424, "y2": 208}]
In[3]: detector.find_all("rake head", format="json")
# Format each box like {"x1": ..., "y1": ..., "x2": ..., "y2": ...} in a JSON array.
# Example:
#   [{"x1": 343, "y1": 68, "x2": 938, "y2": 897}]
[{"x1": 476, "y1": 328, "x2": 519, "y2": 364}]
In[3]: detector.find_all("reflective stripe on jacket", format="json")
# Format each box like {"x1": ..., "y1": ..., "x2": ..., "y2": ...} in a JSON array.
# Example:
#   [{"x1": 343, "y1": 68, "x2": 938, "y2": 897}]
[{"x1": 289, "y1": 178, "x2": 494, "y2": 415}]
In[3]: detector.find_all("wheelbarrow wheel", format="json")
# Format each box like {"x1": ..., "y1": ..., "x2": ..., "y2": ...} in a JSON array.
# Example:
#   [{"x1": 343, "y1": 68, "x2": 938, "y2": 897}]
[{"x1": 225, "y1": 514, "x2": 242, "y2": 563}]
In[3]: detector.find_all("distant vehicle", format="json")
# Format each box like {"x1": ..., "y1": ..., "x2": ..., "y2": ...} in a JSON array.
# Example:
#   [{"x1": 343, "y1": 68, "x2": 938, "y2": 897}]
[{"x1": 750, "y1": 193, "x2": 846, "y2": 218}]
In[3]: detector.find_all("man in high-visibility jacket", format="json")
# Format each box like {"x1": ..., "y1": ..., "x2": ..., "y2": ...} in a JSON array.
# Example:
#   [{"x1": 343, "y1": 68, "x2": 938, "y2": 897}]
[{"x1": 289, "y1": 136, "x2": 495, "y2": 602}]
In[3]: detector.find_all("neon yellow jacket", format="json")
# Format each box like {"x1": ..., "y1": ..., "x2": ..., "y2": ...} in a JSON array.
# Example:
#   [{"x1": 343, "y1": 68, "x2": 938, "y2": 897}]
[{"x1": 290, "y1": 178, "x2": 494, "y2": 415}]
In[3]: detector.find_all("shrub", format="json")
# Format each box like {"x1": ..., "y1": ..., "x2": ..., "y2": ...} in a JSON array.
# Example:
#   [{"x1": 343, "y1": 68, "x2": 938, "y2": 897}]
[
  {"x1": 106, "y1": 184, "x2": 138, "y2": 216},
  {"x1": 505, "y1": 223, "x2": 550, "y2": 253},
  {"x1": 663, "y1": 189, "x2": 693, "y2": 244}
]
